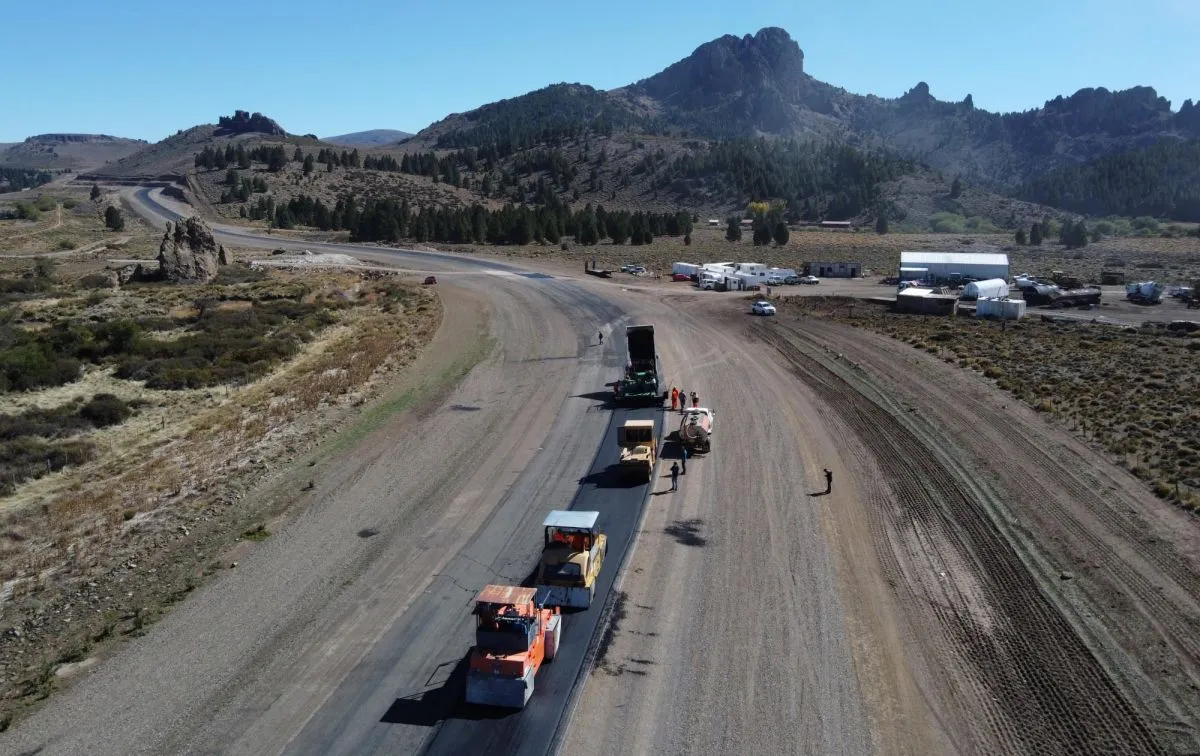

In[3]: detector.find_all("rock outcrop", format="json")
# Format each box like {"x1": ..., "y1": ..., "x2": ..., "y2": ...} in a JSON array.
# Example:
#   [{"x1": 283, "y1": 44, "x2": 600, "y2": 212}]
[{"x1": 157, "y1": 216, "x2": 227, "y2": 283}]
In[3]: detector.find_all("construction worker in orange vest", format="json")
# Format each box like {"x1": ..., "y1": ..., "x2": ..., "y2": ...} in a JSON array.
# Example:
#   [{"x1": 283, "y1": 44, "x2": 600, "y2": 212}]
[{"x1": 670, "y1": 387, "x2": 679, "y2": 411}]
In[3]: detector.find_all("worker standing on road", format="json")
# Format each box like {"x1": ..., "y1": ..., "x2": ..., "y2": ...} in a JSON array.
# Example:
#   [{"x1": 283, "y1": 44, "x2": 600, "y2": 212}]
[
  {"x1": 671, "y1": 387, "x2": 679, "y2": 411},
  {"x1": 678, "y1": 389, "x2": 686, "y2": 415},
  {"x1": 824, "y1": 468, "x2": 833, "y2": 494},
  {"x1": 691, "y1": 391, "x2": 699, "y2": 408},
  {"x1": 670, "y1": 461, "x2": 680, "y2": 491},
  {"x1": 598, "y1": 331, "x2": 604, "y2": 346},
  {"x1": 681, "y1": 445, "x2": 688, "y2": 474}
]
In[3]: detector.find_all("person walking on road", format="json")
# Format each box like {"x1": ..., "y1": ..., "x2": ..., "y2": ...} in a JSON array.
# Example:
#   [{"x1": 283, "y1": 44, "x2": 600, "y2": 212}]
[
  {"x1": 671, "y1": 386, "x2": 679, "y2": 412},
  {"x1": 692, "y1": 392, "x2": 700, "y2": 408},
  {"x1": 681, "y1": 445, "x2": 688, "y2": 474},
  {"x1": 823, "y1": 468, "x2": 833, "y2": 494},
  {"x1": 678, "y1": 388, "x2": 687, "y2": 415},
  {"x1": 670, "y1": 461, "x2": 680, "y2": 491},
  {"x1": 598, "y1": 330, "x2": 604, "y2": 346}
]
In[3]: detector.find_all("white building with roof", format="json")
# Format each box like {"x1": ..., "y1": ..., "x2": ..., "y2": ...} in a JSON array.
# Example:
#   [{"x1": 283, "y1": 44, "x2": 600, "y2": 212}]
[{"x1": 898, "y1": 251, "x2": 1009, "y2": 284}]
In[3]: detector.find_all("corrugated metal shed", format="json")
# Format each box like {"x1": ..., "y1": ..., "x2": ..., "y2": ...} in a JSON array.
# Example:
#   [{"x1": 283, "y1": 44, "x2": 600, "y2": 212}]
[{"x1": 900, "y1": 251, "x2": 1009, "y2": 266}]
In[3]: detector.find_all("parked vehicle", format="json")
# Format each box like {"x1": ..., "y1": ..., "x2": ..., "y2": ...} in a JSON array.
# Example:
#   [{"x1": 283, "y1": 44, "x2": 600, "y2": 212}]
[
  {"x1": 751, "y1": 300, "x2": 777, "y2": 316},
  {"x1": 677, "y1": 407, "x2": 714, "y2": 453},
  {"x1": 765, "y1": 275, "x2": 785, "y2": 286},
  {"x1": 784, "y1": 275, "x2": 801, "y2": 284},
  {"x1": 799, "y1": 275, "x2": 819, "y2": 285},
  {"x1": 423, "y1": 276, "x2": 437, "y2": 285},
  {"x1": 671, "y1": 273, "x2": 691, "y2": 282}
]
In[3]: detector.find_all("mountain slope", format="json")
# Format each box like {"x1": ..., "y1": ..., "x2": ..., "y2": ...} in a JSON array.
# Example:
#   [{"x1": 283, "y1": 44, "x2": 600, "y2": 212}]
[
  {"x1": 84, "y1": 114, "x2": 321, "y2": 180},
  {"x1": 405, "y1": 27, "x2": 1200, "y2": 195},
  {"x1": 0, "y1": 134, "x2": 148, "y2": 171},
  {"x1": 323, "y1": 129, "x2": 413, "y2": 146}
]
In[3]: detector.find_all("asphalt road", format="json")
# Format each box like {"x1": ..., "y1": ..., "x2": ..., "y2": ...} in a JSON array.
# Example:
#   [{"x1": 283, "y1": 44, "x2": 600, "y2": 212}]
[{"x1": 279, "y1": 401, "x2": 666, "y2": 756}]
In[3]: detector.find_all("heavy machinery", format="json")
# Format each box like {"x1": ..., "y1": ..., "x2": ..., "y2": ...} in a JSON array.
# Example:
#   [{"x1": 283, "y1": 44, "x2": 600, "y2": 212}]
[
  {"x1": 677, "y1": 407, "x2": 714, "y2": 453},
  {"x1": 1127, "y1": 281, "x2": 1165, "y2": 305},
  {"x1": 465, "y1": 584, "x2": 562, "y2": 709},
  {"x1": 613, "y1": 325, "x2": 668, "y2": 406},
  {"x1": 617, "y1": 418, "x2": 656, "y2": 482},
  {"x1": 534, "y1": 510, "x2": 607, "y2": 609}
]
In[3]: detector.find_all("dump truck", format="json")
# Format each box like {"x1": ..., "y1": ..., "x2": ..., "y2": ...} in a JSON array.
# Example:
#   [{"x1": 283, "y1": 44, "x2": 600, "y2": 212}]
[
  {"x1": 677, "y1": 407, "x2": 714, "y2": 453},
  {"x1": 617, "y1": 418, "x2": 656, "y2": 482},
  {"x1": 535, "y1": 510, "x2": 607, "y2": 609},
  {"x1": 465, "y1": 584, "x2": 562, "y2": 709},
  {"x1": 614, "y1": 325, "x2": 668, "y2": 406}
]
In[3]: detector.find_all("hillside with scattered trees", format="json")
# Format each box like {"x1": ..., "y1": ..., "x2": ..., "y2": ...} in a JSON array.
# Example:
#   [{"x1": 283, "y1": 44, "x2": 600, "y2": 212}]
[{"x1": 1017, "y1": 138, "x2": 1200, "y2": 221}]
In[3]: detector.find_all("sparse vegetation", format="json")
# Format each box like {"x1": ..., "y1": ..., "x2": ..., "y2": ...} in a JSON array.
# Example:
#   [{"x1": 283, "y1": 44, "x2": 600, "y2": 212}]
[{"x1": 781, "y1": 297, "x2": 1200, "y2": 511}]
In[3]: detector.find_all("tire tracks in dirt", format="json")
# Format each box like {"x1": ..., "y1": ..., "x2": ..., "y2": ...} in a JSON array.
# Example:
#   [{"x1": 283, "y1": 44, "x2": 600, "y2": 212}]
[{"x1": 750, "y1": 316, "x2": 1174, "y2": 755}]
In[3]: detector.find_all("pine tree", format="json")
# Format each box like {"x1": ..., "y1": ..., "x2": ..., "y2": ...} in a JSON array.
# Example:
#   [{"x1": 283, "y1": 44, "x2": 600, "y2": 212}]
[
  {"x1": 726, "y1": 217, "x2": 742, "y2": 242},
  {"x1": 875, "y1": 215, "x2": 888, "y2": 234},
  {"x1": 773, "y1": 221, "x2": 789, "y2": 246},
  {"x1": 89, "y1": 184, "x2": 101, "y2": 201},
  {"x1": 104, "y1": 206, "x2": 124, "y2": 231},
  {"x1": 293, "y1": 147, "x2": 303, "y2": 162},
  {"x1": 1015, "y1": 228, "x2": 1027, "y2": 245},
  {"x1": 303, "y1": 154, "x2": 315, "y2": 176},
  {"x1": 1030, "y1": 222, "x2": 1043, "y2": 245}
]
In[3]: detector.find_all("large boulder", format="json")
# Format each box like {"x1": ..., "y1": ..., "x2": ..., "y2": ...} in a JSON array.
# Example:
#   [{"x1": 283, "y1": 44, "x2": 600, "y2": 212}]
[{"x1": 157, "y1": 216, "x2": 227, "y2": 283}]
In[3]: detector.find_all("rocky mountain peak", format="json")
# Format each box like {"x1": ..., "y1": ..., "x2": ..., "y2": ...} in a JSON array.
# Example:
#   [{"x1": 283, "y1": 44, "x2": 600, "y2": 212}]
[
  {"x1": 215, "y1": 111, "x2": 286, "y2": 137},
  {"x1": 632, "y1": 26, "x2": 806, "y2": 103}
]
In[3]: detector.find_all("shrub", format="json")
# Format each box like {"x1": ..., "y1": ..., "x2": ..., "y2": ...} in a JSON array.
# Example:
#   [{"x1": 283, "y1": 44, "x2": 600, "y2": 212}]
[
  {"x1": 77, "y1": 274, "x2": 113, "y2": 290},
  {"x1": 929, "y1": 212, "x2": 966, "y2": 234},
  {"x1": 0, "y1": 437, "x2": 94, "y2": 494},
  {"x1": 79, "y1": 394, "x2": 131, "y2": 427}
]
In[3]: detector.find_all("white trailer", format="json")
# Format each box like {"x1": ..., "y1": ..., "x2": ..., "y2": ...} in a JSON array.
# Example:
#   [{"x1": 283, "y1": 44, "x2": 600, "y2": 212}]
[{"x1": 672, "y1": 262, "x2": 699, "y2": 277}]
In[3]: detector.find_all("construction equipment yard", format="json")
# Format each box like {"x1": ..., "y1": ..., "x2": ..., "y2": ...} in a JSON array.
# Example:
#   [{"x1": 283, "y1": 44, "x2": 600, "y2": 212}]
[{"x1": 1, "y1": 188, "x2": 1198, "y2": 755}]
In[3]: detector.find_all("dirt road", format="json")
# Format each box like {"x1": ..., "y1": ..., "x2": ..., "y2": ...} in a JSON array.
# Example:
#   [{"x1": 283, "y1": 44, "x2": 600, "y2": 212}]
[{"x1": 563, "y1": 289, "x2": 1199, "y2": 755}]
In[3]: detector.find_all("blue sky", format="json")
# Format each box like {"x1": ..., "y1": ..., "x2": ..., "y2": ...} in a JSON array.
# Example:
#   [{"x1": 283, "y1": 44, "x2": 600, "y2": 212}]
[{"x1": 3, "y1": 0, "x2": 1197, "y2": 143}]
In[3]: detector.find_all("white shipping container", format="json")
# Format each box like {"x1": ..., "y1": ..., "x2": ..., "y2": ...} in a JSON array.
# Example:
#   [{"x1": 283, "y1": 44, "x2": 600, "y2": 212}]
[
  {"x1": 976, "y1": 297, "x2": 1026, "y2": 320},
  {"x1": 672, "y1": 262, "x2": 699, "y2": 276},
  {"x1": 963, "y1": 278, "x2": 1010, "y2": 300}
]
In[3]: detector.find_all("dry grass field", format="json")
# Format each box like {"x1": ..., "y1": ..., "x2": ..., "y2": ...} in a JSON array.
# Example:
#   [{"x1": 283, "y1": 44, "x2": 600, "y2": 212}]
[
  {"x1": 0, "y1": 186, "x2": 160, "y2": 259},
  {"x1": 0, "y1": 244, "x2": 442, "y2": 726},
  {"x1": 775, "y1": 295, "x2": 1200, "y2": 514}
]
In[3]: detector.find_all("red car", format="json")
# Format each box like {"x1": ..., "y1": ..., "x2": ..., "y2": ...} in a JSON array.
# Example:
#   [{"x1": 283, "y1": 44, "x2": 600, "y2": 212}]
[
  {"x1": 672, "y1": 273, "x2": 691, "y2": 282},
  {"x1": 423, "y1": 275, "x2": 437, "y2": 285}
]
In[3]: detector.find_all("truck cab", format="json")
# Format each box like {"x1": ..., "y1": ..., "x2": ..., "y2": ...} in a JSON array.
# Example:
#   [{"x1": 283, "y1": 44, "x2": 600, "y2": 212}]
[
  {"x1": 617, "y1": 419, "x2": 657, "y2": 482},
  {"x1": 535, "y1": 510, "x2": 607, "y2": 609}
]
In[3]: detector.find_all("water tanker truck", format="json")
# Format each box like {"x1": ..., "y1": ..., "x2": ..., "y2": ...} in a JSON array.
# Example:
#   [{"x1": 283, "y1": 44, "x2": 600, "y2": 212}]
[{"x1": 677, "y1": 407, "x2": 714, "y2": 453}]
